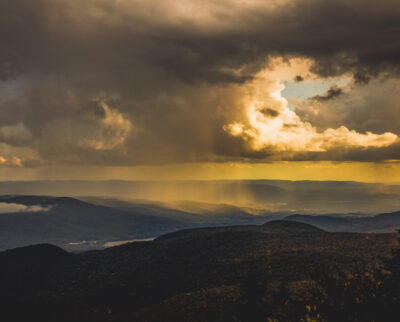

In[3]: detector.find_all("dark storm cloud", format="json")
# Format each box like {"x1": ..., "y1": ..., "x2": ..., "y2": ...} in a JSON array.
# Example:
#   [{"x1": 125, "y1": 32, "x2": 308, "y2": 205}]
[
  {"x1": 259, "y1": 107, "x2": 280, "y2": 118},
  {"x1": 1, "y1": 0, "x2": 400, "y2": 165},
  {"x1": 1, "y1": 0, "x2": 400, "y2": 85},
  {"x1": 312, "y1": 86, "x2": 343, "y2": 101},
  {"x1": 294, "y1": 75, "x2": 304, "y2": 82}
]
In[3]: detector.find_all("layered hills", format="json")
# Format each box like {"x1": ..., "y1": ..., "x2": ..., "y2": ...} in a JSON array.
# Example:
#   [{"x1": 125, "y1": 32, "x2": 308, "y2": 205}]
[{"x1": 0, "y1": 220, "x2": 397, "y2": 321}]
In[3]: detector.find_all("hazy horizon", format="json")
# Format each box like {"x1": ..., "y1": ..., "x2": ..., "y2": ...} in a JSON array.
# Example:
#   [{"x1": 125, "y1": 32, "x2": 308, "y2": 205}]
[{"x1": 1, "y1": 179, "x2": 400, "y2": 215}]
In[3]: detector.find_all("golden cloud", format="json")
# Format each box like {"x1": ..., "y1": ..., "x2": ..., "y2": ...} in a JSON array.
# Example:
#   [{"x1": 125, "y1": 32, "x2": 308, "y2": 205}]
[{"x1": 224, "y1": 69, "x2": 398, "y2": 153}]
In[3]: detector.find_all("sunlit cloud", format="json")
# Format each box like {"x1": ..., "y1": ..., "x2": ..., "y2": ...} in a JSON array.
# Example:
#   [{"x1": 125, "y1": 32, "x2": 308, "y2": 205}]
[
  {"x1": 79, "y1": 101, "x2": 133, "y2": 151},
  {"x1": 224, "y1": 70, "x2": 398, "y2": 153},
  {"x1": 1, "y1": 0, "x2": 400, "y2": 172},
  {"x1": 0, "y1": 202, "x2": 53, "y2": 214}
]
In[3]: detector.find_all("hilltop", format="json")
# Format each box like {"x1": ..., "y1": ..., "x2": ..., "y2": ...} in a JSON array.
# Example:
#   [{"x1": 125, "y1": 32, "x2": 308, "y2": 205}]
[{"x1": 0, "y1": 220, "x2": 397, "y2": 321}]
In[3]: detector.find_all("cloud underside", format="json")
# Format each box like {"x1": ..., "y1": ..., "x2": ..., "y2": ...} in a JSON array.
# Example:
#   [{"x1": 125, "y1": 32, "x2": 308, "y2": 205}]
[{"x1": 1, "y1": 0, "x2": 400, "y2": 167}]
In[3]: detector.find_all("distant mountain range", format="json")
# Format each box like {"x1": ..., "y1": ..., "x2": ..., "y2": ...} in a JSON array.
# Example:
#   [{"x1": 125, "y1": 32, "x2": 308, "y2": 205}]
[
  {"x1": 284, "y1": 212, "x2": 400, "y2": 233},
  {"x1": 0, "y1": 195, "x2": 286, "y2": 251},
  {"x1": 1, "y1": 194, "x2": 400, "y2": 251},
  {"x1": 2, "y1": 179, "x2": 400, "y2": 214},
  {"x1": 0, "y1": 195, "x2": 189, "y2": 251},
  {"x1": 73, "y1": 196, "x2": 400, "y2": 234}
]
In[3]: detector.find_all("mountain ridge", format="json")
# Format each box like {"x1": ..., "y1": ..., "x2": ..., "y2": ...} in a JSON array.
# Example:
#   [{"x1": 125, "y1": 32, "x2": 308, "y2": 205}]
[{"x1": 0, "y1": 220, "x2": 396, "y2": 321}]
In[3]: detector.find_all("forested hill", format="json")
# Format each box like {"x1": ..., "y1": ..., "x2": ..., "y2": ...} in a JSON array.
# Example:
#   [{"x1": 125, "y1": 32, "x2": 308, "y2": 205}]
[{"x1": 1, "y1": 220, "x2": 399, "y2": 321}]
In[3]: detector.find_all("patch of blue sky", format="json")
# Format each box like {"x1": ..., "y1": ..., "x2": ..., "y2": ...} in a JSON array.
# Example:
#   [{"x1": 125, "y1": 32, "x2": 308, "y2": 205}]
[{"x1": 282, "y1": 78, "x2": 348, "y2": 101}]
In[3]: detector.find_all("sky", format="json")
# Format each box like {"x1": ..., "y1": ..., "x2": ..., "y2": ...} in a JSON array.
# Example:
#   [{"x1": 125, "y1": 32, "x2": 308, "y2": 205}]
[{"x1": 1, "y1": 0, "x2": 400, "y2": 182}]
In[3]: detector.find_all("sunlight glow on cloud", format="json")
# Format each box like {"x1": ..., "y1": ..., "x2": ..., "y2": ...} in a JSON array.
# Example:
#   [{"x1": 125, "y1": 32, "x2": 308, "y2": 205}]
[
  {"x1": 224, "y1": 71, "x2": 398, "y2": 153},
  {"x1": 1, "y1": 0, "x2": 400, "y2": 169},
  {"x1": 79, "y1": 101, "x2": 132, "y2": 151}
]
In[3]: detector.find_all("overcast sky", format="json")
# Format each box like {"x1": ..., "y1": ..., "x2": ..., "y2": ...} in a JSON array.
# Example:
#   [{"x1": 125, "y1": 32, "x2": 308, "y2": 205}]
[{"x1": 1, "y1": 0, "x2": 400, "y2": 181}]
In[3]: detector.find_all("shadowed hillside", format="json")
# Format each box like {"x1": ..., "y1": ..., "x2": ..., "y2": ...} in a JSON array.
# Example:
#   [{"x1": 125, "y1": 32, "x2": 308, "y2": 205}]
[
  {"x1": 0, "y1": 221, "x2": 398, "y2": 321},
  {"x1": 0, "y1": 195, "x2": 188, "y2": 251},
  {"x1": 261, "y1": 220, "x2": 324, "y2": 233},
  {"x1": 285, "y1": 212, "x2": 400, "y2": 233},
  {"x1": 3, "y1": 194, "x2": 400, "y2": 252}
]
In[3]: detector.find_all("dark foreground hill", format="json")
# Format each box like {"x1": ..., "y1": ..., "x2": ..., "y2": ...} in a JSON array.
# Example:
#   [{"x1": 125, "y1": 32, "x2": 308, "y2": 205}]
[{"x1": 0, "y1": 220, "x2": 398, "y2": 322}]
